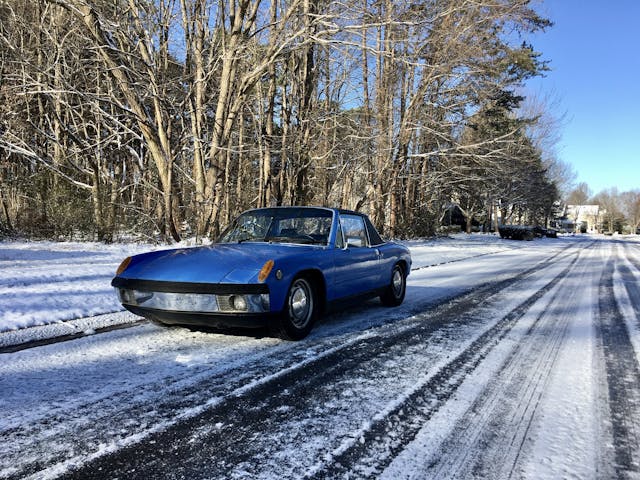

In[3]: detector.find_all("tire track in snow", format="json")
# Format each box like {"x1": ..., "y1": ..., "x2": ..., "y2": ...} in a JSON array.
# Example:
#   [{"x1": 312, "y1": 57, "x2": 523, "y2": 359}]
[
  {"x1": 402, "y1": 248, "x2": 590, "y2": 480},
  {"x1": 597, "y1": 245, "x2": 640, "y2": 478},
  {"x1": 305, "y1": 251, "x2": 582, "y2": 480},
  {"x1": 410, "y1": 237, "x2": 575, "y2": 272},
  {"x1": 620, "y1": 242, "x2": 640, "y2": 333}
]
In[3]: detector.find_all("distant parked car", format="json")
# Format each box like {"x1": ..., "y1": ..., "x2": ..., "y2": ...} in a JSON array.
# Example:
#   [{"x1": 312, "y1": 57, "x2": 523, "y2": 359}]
[
  {"x1": 532, "y1": 226, "x2": 546, "y2": 238},
  {"x1": 533, "y1": 226, "x2": 558, "y2": 238},
  {"x1": 112, "y1": 207, "x2": 412, "y2": 340},
  {"x1": 498, "y1": 225, "x2": 535, "y2": 241},
  {"x1": 499, "y1": 225, "x2": 557, "y2": 241}
]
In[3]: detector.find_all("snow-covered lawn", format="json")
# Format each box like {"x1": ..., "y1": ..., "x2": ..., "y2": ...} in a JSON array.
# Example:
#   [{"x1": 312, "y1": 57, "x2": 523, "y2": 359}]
[{"x1": 0, "y1": 241, "x2": 149, "y2": 332}]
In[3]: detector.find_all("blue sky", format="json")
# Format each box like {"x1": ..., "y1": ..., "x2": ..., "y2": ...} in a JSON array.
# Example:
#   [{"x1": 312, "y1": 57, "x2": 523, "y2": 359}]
[{"x1": 526, "y1": 1, "x2": 640, "y2": 196}]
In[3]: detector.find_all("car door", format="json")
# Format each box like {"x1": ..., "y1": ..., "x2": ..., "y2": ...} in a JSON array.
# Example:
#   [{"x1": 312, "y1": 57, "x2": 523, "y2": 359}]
[{"x1": 331, "y1": 214, "x2": 381, "y2": 298}]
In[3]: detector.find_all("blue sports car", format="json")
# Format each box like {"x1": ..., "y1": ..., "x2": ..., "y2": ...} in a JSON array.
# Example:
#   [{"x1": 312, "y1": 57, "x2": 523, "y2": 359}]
[{"x1": 112, "y1": 207, "x2": 411, "y2": 340}]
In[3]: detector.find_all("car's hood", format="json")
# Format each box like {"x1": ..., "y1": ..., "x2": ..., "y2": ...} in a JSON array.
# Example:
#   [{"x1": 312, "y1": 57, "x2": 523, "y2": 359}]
[{"x1": 118, "y1": 242, "x2": 318, "y2": 284}]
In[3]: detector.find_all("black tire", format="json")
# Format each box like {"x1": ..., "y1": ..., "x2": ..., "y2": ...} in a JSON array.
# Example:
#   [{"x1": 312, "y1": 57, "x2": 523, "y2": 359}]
[
  {"x1": 380, "y1": 263, "x2": 406, "y2": 307},
  {"x1": 273, "y1": 276, "x2": 317, "y2": 340}
]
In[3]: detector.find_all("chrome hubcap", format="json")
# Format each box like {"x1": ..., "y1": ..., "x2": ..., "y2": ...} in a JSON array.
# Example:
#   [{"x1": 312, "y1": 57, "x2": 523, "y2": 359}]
[
  {"x1": 392, "y1": 269, "x2": 404, "y2": 297},
  {"x1": 289, "y1": 279, "x2": 313, "y2": 328}
]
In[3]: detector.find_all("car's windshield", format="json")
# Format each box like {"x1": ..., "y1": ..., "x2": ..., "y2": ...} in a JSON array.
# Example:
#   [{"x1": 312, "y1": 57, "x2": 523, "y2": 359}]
[{"x1": 218, "y1": 208, "x2": 333, "y2": 245}]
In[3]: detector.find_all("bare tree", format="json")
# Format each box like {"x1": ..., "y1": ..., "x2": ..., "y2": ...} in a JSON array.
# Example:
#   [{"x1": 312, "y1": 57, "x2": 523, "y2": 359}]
[
  {"x1": 593, "y1": 188, "x2": 624, "y2": 233},
  {"x1": 620, "y1": 190, "x2": 640, "y2": 234},
  {"x1": 567, "y1": 182, "x2": 592, "y2": 205},
  {"x1": 1, "y1": 0, "x2": 561, "y2": 242}
]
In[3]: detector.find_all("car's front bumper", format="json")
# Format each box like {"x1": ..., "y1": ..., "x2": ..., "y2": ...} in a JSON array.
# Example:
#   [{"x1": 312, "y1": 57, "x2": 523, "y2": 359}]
[{"x1": 111, "y1": 277, "x2": 272, "y2": 328}]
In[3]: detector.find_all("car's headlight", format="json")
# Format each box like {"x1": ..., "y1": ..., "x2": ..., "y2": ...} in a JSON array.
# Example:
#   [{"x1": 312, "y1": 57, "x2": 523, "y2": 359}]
[
  {"x1": 218, "y1": 294, "x2": 270, "y2": 313},
  {"x1": 230, "y1": 295, "x2": 248, "y2": 311}
]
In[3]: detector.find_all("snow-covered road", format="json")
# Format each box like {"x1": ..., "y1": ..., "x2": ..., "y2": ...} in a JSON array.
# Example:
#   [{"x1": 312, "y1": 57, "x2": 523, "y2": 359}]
[{"x1": 1, "y1": 235, "x2": 639, "y2": 479}]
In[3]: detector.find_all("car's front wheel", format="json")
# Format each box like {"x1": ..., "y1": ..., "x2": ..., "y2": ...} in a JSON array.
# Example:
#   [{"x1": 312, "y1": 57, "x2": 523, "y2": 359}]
[
  {"x1": 380, "y1": 263, "x2": 406, "y2": 307},
  {"x1": 273, "y1": 276, "x2": 317, "y2": 340}
]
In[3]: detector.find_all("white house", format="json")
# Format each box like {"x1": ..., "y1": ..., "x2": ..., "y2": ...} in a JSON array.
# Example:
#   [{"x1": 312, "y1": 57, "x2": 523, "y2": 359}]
[{"x1": 563, "y1": 205, "x2": 603, "y2": 233}]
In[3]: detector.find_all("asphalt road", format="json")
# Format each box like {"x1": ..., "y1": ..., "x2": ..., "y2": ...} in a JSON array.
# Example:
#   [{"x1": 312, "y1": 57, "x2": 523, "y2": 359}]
[{"x1": 2, "y1": 237, "x2": 639, "y2": 479}]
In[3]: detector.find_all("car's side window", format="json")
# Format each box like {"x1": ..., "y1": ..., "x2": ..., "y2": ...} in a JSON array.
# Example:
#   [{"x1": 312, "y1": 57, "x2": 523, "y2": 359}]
[
  {"x1": 340, "y1": 215, "x2": 368, "y2": 248},
  {"x1": 364, "y1": 215, "x2": 384, "y2": 245}
]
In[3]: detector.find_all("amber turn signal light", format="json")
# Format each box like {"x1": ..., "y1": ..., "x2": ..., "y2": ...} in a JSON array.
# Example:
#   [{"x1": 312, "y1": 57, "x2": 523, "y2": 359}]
[
  {"x1": 116, "y1": 257, "x2": 132, "y2": 275},
  {"x1": 258, "y1": 260, "x2": 275, "y2": 282}
]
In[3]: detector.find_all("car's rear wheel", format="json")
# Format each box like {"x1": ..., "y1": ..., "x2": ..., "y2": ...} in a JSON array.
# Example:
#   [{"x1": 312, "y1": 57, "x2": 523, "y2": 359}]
[
  {"x1": 273, "y1": 276, "x2": 317, "y2": 340},
  {"x1": 380, "y1": 263, "x2": 406, "y2": 307}
]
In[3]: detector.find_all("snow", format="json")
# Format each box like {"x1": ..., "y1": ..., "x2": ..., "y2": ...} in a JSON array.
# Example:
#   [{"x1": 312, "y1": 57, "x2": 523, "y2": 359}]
[
  {"x1": 615, "y1": 244, "x2": 640, "y2": 366},
  {"x1": 0, "y1": 241, "x2": 153, "y2": 332},
  {"x1": 515, "y1": 244, "x2": 604, "y2": 479},
  {"x1": 381, "y1": 256, "x2": 576, "y2": 479},
  {"x1": 1, "y1": 233, "x2": 639, "y2": 479}
]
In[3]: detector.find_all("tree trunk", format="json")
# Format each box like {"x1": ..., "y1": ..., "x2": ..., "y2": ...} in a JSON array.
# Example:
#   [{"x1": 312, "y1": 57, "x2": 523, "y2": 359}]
[{"x1": 56, "y1": 0, "x2": 181, "y2": 242}]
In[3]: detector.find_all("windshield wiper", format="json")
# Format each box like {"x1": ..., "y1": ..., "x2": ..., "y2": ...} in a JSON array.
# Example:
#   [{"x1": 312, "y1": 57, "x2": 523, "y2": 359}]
[
  {"x1": 264, "y1": 236, "x2": 293, "y2": 243},
  {"x1": 237, "y1": 237, "x2": 266, "y2": 244},
  {"x1": 264, "y1": 236, "x2": 325, "y2": 245}
]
